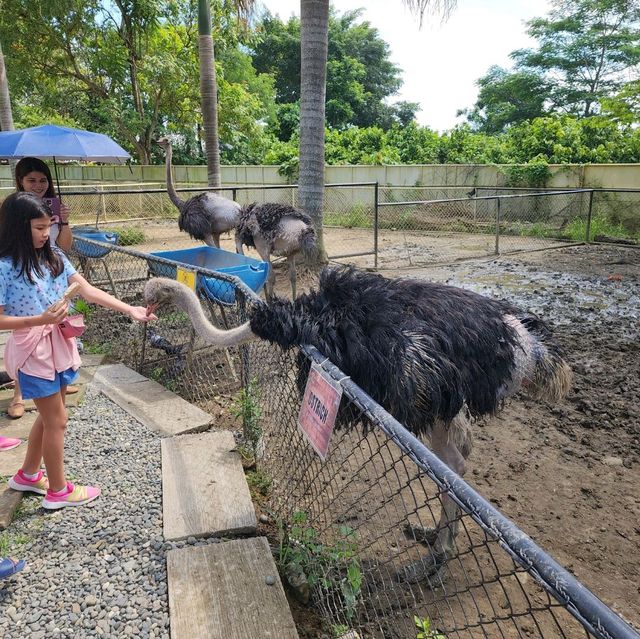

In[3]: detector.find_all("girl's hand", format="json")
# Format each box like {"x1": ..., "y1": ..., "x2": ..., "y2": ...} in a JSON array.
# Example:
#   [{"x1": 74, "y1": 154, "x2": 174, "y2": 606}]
[
  {"x1": 41, "y1": 302, "x2": 68, "y2": 325},
  {"x1": 129, "y1": 306, "x2": 157, "y2": 322},
  {"x1": 60, "y1": 202, "x2": 71, "y2": 224}
]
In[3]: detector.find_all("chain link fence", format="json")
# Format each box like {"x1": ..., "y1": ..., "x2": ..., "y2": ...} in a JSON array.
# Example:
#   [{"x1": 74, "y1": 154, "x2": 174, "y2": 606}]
[
  {"x1": 248, "y1": 343, "x2": 639, "y2": 639},
  {"x1": 68, "y1": 236, "x2": 639, "y2": 639},
  {"x1": 4, "y1": 180, "x2": 636, "y2": 269}
]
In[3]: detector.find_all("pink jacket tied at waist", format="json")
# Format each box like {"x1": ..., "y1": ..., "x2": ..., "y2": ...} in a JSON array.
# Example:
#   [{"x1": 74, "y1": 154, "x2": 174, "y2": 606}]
[{"x1": 5, "y1": 324, "x2": 81, "y2": 381}]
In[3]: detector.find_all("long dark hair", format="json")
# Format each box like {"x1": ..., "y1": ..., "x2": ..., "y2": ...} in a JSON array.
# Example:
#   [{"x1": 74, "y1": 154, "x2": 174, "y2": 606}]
[
  {"x1": 0, "y1": 192, "x2": 63, "y2": 282},
  {"x1": 15, "y1": 157, "x2": 55, "y2": 198}
]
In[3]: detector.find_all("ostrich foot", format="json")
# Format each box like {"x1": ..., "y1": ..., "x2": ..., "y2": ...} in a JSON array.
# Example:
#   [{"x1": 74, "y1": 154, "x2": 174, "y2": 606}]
[
  {"x1": 395, "y1": 550, "x2": 447, "y2": 584},
  {"x1": 403, "y1": 523, "x2": 438, "y2": 547}
]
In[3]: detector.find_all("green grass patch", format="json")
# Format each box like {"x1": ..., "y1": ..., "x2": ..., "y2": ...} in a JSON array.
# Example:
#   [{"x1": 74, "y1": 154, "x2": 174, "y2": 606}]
[
  {"x1": 562, "y1": 213, "x2": 637, "y2": 242},
  {"x1": 0, "y1": 531, "x2": 31, "y2": 555},
  {"x1": 324, "y1": 206, "x2": 372, "y2": 229},
  {"x1": 105, "y1": 227, "x2": 146, "y2": 245}
]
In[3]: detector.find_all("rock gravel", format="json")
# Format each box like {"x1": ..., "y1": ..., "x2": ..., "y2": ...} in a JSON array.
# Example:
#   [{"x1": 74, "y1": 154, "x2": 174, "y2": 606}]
[{"x1": 0, "y1": 387, "x2": 184, "y2": 639}]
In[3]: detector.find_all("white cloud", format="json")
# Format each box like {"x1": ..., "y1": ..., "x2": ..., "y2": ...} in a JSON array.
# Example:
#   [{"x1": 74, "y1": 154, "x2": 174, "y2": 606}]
[{"x1": 260, "y1": 0, "x2": 552, "y2": 131}]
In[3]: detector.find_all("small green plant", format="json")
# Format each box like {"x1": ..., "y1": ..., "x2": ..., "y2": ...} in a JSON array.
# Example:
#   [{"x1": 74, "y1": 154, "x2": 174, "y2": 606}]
[
  {"x1": 106, "y1": 227, "x2": 146, "y2": 246},
  {"x1": 415, "y1": 615, "x2": 447, "y2": 639},
  {"x1": 71, "y1": 298, "x2": 93, "y2": 319},
  {"x1": 245, "y1": 469, "x2": 272, "y2": 500},
  {"x1": 82, "y1": 342, "x2": 112, "y2": 355},
  {"x1": 231, "y1": 378, "x2": 263, "y2": 458},
  {"x1": 331, "y1": 624, "x2": 350, "y2": 638},
  {"x1": 278, "y1": 511, "x2": 362, "y2": 620},
  {"x1": 149, "y1": 366, "x2": 164, "y2": 382}
]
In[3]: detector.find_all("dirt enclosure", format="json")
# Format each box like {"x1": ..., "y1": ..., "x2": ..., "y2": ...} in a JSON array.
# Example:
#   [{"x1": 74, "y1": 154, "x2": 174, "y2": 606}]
[
  {"x1": 273, "y1": 243, "x2": 639, "y2": 636},
  {"x1": 95, "y1": 221, "x2": 639, "y2": 635}
]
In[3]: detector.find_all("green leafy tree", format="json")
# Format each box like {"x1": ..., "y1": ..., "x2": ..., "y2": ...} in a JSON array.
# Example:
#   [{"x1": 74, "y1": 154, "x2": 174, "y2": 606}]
[
  {"x1": 462, "y1": 65, "x2": 550, "y2": 133},
  {"x1": 601, "y1": 79, "x2": 640, "y2": 124},
  {"x1": 513, "y1": 0, "x2": 640, "y2": 117},
  {"x1": 252, "y1": 8, "x2": 408, "y2": 133}
]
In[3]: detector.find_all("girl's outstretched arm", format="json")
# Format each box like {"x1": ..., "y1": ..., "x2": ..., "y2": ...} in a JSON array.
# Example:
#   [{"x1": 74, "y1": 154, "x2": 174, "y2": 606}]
[{"x1": 69, "y1": 274, "x2": 157, "y2": 322}]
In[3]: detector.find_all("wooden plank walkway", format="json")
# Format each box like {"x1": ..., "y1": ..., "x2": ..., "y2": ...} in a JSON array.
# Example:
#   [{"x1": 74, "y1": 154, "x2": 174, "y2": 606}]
[
  {"x1": 93, "y1": 363, "x2": 213, "y2": 436},
  {"x1": 162, "y1": 431, "x2": 257, "y2": 541},
  {"x1": 167, "y1": 537, "x2": 298, "y2": 639}
]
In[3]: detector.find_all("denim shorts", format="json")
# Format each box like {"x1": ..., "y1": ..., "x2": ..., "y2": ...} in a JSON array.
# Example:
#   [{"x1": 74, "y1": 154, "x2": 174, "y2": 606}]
[{"x1": 18, "y1": 368, "x2": 79, "y2": 400}]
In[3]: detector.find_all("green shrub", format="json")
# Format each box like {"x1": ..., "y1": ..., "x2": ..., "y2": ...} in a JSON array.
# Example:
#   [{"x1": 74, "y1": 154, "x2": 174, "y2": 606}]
[{"x1": 106, "y1": 227, "x2": 146, "y2": 246}]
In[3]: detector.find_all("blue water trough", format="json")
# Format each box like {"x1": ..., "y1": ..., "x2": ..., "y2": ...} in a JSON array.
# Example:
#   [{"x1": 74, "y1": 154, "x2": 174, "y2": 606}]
[
  {"x1": 148, "y1": 246, "x2": 269, "y2": 305},
  {"x1": 73, "y1": 226, "x2": 120, "y2": 258}
]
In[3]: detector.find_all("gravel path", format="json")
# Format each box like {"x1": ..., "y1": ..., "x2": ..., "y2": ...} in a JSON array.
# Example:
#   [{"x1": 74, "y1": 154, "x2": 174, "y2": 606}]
[{"x1": 0, "y1": 387, "x2": 177, "y2": 639}]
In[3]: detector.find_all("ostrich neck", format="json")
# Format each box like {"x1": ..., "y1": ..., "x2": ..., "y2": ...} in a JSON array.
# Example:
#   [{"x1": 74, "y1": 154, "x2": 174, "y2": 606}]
[
  {"x1": 176, "y1": 286, "x2": 257, "y2": 347},
  {"x1": 164, "y1": 145, "x2": 185, "y2": 211}
]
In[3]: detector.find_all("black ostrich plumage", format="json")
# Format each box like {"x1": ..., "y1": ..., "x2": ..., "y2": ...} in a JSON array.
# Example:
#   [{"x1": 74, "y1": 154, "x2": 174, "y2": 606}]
[
  {"x1": 249, "y1": 267, "x2": 560, "y2": 435},
  {"x1": 236, "y1": 202, "x2": 315, "y2": 250}
]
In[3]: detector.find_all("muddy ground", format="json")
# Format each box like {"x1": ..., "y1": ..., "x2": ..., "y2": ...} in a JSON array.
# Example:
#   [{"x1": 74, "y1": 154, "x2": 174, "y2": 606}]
[
  {"x1": 277, "y1": 243, "x2": 638, "y2": 637},
  {"x1": 96, "y1": 222, "x2": 639, "y2": 635}
]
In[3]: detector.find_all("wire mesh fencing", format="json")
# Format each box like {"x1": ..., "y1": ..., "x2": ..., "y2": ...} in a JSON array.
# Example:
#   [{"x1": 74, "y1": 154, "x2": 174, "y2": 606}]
[
  {"x1": 375, "y1": 189, "x2": 596, "y2": 268},
  {"x1": 46, "y1": 183, "x2": 639, "y2": 274},
  {"x1": 246, "y1": 343, "x2": 640, "y2": 639}
]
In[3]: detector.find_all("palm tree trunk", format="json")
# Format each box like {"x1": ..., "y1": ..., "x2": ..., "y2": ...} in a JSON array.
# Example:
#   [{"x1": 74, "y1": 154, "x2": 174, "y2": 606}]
[
  {"x1": 198, "y1": 0, "x2": 221, "y2": 188},
  {"x1": 298, "y1": 0, "x2": 329, "y2": 266},
  {"x1": 0, "y1": 40, "x2": 14, "y2": 132}
]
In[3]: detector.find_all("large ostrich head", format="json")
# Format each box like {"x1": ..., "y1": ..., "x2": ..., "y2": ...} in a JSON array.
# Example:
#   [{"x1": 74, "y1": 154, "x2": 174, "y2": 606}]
[{"x1": 157, "y1": 137, "x2": 170, "y2": 149}]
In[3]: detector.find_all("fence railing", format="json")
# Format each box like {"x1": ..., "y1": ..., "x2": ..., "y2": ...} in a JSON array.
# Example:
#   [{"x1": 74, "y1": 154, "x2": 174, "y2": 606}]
[{"x1": 69, "y1": 236, "x2": 639, "y2": 639}]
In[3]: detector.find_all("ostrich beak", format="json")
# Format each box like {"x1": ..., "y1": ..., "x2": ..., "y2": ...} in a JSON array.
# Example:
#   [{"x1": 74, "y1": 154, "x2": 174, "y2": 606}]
[{"x1": 146, "y1": 303, "x2": 159, "y2": 317}]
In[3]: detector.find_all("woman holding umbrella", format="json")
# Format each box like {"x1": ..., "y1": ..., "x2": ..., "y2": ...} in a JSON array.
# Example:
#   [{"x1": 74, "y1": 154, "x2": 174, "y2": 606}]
[{"x1": 5, "y1": 157, "x2": 77, "y2": 420}]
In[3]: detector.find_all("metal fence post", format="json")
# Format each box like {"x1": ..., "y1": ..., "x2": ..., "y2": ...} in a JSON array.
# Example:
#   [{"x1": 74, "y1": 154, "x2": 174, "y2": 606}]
[
  {"x1": 374, "y1": 181, "x2": 379, "y2": 269},
  {"x1": 495, "y1": 197, "x2": 501, "y2": 255},
  {"x1": 586, "y1": 190, "x2": 594, "y2": 242}
]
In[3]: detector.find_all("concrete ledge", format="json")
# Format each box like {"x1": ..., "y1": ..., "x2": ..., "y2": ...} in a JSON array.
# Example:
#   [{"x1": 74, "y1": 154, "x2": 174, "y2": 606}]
[
  {"x1": 162, "y1": 431, "x2": 257, "y2": 541},
  {"x1": 92, "y1": 364, "x2": 213, "y2": 436},
  {"x1": 167, "y1": 538, "x2": 298, "y2": 639}
]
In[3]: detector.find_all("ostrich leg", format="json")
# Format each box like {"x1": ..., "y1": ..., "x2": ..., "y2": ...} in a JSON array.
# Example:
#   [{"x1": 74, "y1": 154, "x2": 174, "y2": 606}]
[
  {"x1": 287, "y1": 254, "x2": 297, "y2": 299},
  {"x1": 399, "y1": 412, "x2": 471, "y2": 583},
  {"x1": 254, "y1": 237, "x2": 275, "y2": 300},
  {"x1": 203, "y1": 233, "x2": 220, "y2": 248}
]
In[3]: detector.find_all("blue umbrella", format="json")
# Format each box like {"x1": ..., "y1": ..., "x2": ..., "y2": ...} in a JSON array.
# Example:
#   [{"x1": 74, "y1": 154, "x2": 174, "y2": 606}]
[
  {"x1": 0, "y1": 124, "x2": 131, "y2": 196},
  {"x1": 0, "y1": 124, "x2": 130, "y2": 163}
]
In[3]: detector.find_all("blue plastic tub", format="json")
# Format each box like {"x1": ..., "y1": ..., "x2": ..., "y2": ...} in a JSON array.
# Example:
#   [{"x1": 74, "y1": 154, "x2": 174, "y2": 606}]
[
  {"x1": 73, "y1": 227, "x2": 120, "y2": 258},
  {"x1": 148, "y1": 246, "x2": 269, "y2": 305}
]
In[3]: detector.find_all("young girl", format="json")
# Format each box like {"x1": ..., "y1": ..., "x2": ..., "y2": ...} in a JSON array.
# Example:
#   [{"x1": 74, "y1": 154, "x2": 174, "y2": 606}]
[
  {"x1": 0, "y1": 192, "x2": 156, "y2": 509},
  {"x1": 6, "y1": 157, "x2": 76, "y2": 419}
]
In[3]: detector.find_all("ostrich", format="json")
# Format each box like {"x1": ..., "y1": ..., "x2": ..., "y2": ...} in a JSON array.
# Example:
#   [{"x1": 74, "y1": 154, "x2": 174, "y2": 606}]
[
  {"x1": 235, "y1": 202, "x2": 316, "y2": 299},
  {"x1": 144, "y1": 267, "x2": 572, "y2": 582},
  {"x1": 158, "y1": 138, "x2": 240, "y2": 248}
]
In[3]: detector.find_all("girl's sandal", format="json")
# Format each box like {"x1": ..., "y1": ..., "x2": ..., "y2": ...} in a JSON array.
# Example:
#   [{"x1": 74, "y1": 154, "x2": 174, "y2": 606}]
[{"x1": 7, "y1": 401, "x2": 25, "y2": 419}]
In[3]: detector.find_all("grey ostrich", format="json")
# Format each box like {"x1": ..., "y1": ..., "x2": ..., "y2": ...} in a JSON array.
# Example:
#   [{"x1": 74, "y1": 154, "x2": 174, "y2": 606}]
[
  {"x1": 158, "y1": 138, "x2": 240, "y2": 248},
  {"x1": 144, "y1": 267, "x2": 571, "y2": 583},
  {"x1": 235, "y1": 202, "x2": 316, "y2": 299}
]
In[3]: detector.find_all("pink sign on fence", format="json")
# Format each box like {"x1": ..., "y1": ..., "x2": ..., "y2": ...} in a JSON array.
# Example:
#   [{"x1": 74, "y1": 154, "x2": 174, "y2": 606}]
[{"x1": 298, "y1": 363, "x2": 343, "y2": 460}]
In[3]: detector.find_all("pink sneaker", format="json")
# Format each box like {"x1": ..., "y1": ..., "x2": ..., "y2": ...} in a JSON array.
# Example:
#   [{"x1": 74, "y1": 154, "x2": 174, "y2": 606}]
[
  {"x1": 9, "y1": 469, "x2": 49, "y2": 495},
  {"x1": 0, "y1": 436, "x2": 22, "y2": 452},
  {"x1": 42, "y1": 482, "x2": 101, "y2": 510}
]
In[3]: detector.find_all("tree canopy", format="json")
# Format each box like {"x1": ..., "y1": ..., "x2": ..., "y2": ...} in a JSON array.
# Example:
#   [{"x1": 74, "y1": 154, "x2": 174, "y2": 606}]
[
  {"x1": 464, "y1": 0, "x2": 640, "y2": 132},
  {"x1": 251, "y1": 8, "x2": 415, "y2": 133},
  {"x1": 0, "y1": 0, "x2": 638, "y2": 167}
]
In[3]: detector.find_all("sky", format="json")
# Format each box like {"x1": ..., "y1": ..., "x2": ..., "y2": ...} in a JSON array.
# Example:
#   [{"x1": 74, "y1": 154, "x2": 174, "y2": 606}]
[{"x1": 258, "y1": 0, "x2": 553, "y2": 132}]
